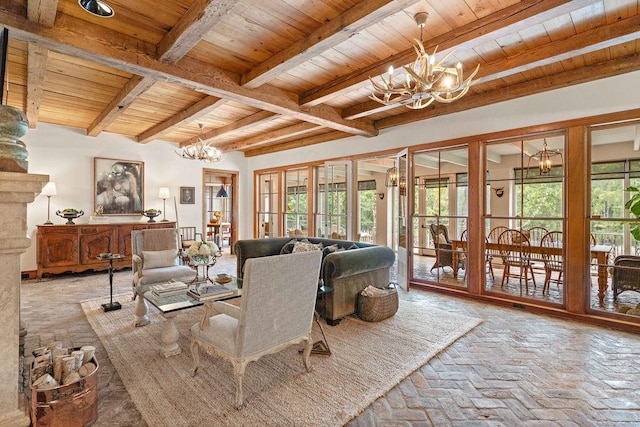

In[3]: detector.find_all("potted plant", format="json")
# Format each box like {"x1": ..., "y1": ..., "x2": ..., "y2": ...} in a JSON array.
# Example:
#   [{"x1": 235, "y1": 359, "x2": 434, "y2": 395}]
[{"x1": 625, "y1": 186, "x2": 640, "y2": 240}]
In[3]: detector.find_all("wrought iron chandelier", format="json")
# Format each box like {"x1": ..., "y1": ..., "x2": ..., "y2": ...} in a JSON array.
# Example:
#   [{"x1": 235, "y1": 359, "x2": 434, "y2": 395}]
[
  {"x1": 369, "y1": 12, "x2": 480, "y2": 110},
  {"x1": 175, "y1": 123, "x2": 222, "y2": 163},
  {"x1": 529, "y1": 139, "x2": 563, "y2": 175}
]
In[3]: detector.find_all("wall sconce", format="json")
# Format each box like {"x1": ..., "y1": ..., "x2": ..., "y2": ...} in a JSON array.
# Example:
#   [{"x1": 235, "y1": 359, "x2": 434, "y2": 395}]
[
  {"x1": 399, "y1": 175, "x2": 407, "y2": 196},
  {"x1": 492, "y1": 186, "x2": 504, "y2": 198},
  {"x1": 158, "y1": 187, "x2": 170, "y2": 222},
  {"x1": 42, "y1": 182, "x2": 57, "y2": 225},
  {"x1": 385, "y1": 166, "x2": 398, "y2": 187},
  {"x1": 378, "y1": 192, "x2": 385, "y2": 200}
]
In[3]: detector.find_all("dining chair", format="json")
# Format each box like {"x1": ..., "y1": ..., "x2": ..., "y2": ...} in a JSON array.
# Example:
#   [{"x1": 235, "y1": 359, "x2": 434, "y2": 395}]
[
  {"x1": 429, "y1": 224, "x2": 461, "y2": 275},
  {"x1": 458, "y1": 229, "x2": 494, "y2": 280},
  {"x1": 486, "y1": 226, "x2": 508, "y2": 279},
  {"x1": 526, "y1": 226, "x2": 548, "y2": 244},
  {"x1": 540, "y1": 231, "x2": 563, "y2": 294},
  {"x1": 497, "y1": 229, "x2": 536, "y2": 292},
  {"x1": 526, "y1": 226, "x2": 548, "y2": 272},
  {"x1": 458, "y1": 229, "x2": 468, "y2": 276}
]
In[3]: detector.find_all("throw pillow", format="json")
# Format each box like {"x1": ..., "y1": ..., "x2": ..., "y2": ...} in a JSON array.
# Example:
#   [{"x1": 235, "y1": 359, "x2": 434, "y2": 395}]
[
  {"x1": 322, "y1": 243, "x2": 340, "y2": 260},
  {"x1": 292, "y1": 241, "x2": 322, "y2": 253},
  {"x1": 142, "y1": 249, "x2": 177, "y2": 269},
  {"x1": 437, "y1": 234, "x2": 448, "y2": 245},
  {"x1": 280, "y1": 239, "x2": 298, "y2": 254},
  {"x1": 347, "y1": 243, "x2": 359, "y2": 250}
]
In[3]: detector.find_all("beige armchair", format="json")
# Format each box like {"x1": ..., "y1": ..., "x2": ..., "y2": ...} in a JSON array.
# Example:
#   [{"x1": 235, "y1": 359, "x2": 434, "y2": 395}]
[
  {"x1": 131, "y1": 228, "x2": 195, "y2": 327},
  {"x1": 190, "y1": 250, "x2": 322, "y2": 408}
]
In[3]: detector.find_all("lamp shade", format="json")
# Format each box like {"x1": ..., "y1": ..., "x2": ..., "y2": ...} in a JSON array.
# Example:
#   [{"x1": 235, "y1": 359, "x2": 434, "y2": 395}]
[
  {"x1": 42, "y1": 182, "x2": 57, "y2": 197},
  {"x1": 158, "y1": 187, "x2": 170, "y2": 199},
  {"x1": 216, "y1": 185, "x2": 228, "y2": 198}
]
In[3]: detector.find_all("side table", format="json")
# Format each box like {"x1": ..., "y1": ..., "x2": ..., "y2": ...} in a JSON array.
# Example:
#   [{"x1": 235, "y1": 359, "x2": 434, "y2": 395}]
[
  {"x1": 312, "y1": 284, "x2": 332, "y2": 356},
  {"x1": 97, "y1": 253, "x2": 125, "y2": 312}
]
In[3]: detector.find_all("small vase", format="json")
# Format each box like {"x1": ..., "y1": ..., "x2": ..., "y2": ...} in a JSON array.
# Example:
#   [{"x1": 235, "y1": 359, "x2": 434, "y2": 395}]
[{"x1": 190, "y1": 255, "x2": 211, "y2": 265}]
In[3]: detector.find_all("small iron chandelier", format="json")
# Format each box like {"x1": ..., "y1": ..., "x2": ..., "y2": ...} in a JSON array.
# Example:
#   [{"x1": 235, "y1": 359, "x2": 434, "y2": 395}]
[
  {"x1": 175, "y1": 123, "x2": 222, "y2": 163},
  {"x1": 369, "y1": 12, "x2": 479, "y2": 110},
  {"x1": 529, "y1": 139, "x2": 563, "y2": 175}
]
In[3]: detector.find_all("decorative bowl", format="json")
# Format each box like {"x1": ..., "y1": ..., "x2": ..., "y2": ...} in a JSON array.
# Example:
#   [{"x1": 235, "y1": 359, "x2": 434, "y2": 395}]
[
  {"x1": 142, "y1": 209, "x2": 161, "y2": 223},
  {"x1": 55, "y1": 209, "x2": 84, "y2": 225}
]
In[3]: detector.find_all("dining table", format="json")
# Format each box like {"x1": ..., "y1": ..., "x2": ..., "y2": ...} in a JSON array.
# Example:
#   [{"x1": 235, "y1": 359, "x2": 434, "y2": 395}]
[{"x1": 450, "y1": 240, "x2": 613, "y2": 301}]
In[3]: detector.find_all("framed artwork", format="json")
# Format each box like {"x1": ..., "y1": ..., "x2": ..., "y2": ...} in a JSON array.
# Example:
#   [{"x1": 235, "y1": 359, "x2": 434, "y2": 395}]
[
  {"x1": 180, "y1": 186, "x2": 195, "y2": 204},
  {"x1": 94, "y1": 157, "x2": 144, "y2": 215}
]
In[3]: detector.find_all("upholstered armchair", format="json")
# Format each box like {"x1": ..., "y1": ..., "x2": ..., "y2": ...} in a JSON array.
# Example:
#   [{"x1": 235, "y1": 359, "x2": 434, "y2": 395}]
[
  {"x1": 131, "y1": 228, "x2": 195, "y2": 327},
  {"x1": 190, "y1": 250, "x2": 322, "y2": 408}
]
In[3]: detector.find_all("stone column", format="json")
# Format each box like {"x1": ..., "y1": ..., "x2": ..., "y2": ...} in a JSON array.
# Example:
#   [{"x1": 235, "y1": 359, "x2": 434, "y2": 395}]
[{"x1": 0, "y1": 171, "x2": 47, "y2": 427}]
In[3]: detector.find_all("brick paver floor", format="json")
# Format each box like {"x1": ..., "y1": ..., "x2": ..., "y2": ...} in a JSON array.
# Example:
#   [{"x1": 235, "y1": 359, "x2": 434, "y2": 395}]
[{"x1": 20, "y1": 251, "x2": 640, "y2": 426}]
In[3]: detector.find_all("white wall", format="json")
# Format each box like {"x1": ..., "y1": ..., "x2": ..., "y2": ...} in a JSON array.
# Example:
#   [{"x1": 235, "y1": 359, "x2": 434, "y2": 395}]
[
  {"x1": 243, "y1": 71, "x2": 640, "y2": 238},
  {"x1": 21, "y1": 124, "x2": 247, "y2": 271}
]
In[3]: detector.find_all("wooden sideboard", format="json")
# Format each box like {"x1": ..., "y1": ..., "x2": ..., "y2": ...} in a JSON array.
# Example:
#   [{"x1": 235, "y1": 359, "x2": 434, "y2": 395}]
[{"x1": 36, "y1": 222, "x2": 175, "y2": 278}]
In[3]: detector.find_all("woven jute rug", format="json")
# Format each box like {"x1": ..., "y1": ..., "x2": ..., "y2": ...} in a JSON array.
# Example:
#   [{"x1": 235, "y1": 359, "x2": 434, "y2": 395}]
[{"x1": 81, "y1": 294, "x2": 481, "y2": 426}]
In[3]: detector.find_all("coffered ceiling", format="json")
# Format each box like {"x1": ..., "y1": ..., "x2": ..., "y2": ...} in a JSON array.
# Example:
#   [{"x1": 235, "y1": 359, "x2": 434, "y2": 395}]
[{"x1": 1, "y1": 0, "x2": 639, "y2": 157}]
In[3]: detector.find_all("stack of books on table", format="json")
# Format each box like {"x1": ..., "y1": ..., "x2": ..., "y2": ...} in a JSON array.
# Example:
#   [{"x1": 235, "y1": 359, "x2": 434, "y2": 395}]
[
  {"x1": 187, "y1": 284, "x2": 234, "y2": 301},
  {"x1": 150, "y1": 281, "x2": 189, "y2": 298}
]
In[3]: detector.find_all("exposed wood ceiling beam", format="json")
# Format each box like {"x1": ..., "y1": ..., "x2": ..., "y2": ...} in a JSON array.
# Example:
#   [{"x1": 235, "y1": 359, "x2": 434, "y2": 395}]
[
  {"x1": 27, "y1": 0, "x2": 57, "y2": 27},
  {"x1": 375, "y1": 54, "x2": 640, "y2": 130},
  {"x1": 137, "y1": 97, "x2": 229, "y2": 143},
  {"x1": 158, "y1": 0, "x2": 248, "y2": 63},
  {"x1": 25, "y1": 0, "x2": 57, "y2": 128},
  {"x1": 241, "y1": 0, "x2": 420, "y2": 88},
  {"x1": 299, "y1": 0, "x2": 594, "y2": 107},
  {"x1": 244, "y1": 131, "x2": 351, "y2": 157},
  {"x1": 219, "y1": 122, "x2": 320, "y2": 152},
  {"x1": 26, "y1": 44, "x2": 47, "y2": 128},
  {"x1": 344, "y1": 15, "x2": 640, "y2": 120},
  {"x1": 178, "y1": 110, "x2": 278, "y2": 146},
  {"x1": 0, "y1": 6, "x2": 379, "y2": 137},
  {"x1": 87, "y1": 76, "x2": 156, "y2": 136},
  {"x1": 88, "y1": 0, "x2": 243, "y2": 137}
]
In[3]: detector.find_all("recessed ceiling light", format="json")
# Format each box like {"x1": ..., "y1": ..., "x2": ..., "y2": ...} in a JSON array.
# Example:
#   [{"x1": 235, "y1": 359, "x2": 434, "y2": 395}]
[{"x1": 78, "y1": 0, "x2": 115, "y2": 18}]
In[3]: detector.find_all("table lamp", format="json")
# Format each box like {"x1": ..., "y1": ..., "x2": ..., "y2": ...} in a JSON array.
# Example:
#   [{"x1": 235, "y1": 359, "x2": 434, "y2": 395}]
[
  {"x1": 158, "y1": 187, "x2": 170, "y2": 222},
  {"x1": 42, "y1": 182, "x2": 57, "y2": 225}
]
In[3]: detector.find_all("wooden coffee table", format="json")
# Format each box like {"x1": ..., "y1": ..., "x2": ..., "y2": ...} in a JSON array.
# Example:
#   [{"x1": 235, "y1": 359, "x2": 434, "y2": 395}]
[{"x1": 143, "y1": 277, "x2": 240, "y2": 357}]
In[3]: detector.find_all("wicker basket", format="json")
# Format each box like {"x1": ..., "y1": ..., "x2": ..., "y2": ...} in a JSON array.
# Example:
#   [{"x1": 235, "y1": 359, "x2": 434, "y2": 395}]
[{"x1": 357, "y1": 284, "x2": 398, "y2": 322}]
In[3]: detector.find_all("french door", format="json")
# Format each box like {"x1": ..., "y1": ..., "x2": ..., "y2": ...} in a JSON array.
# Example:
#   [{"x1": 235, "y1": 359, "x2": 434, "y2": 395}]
[{"x1": 315, "y1": 162, "x2": 352, "y2": 239}]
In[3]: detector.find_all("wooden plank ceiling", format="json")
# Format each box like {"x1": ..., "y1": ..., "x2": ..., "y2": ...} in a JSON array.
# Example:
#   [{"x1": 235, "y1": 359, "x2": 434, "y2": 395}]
[{"x1": 1, "y1": 0, "x2": 639, "y2": 157}]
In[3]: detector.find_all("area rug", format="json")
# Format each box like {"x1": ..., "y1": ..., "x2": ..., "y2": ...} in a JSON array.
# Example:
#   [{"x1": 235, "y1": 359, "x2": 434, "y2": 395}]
[{"x1": 81, "y1": 295, "x2": 481, "y2": 426}]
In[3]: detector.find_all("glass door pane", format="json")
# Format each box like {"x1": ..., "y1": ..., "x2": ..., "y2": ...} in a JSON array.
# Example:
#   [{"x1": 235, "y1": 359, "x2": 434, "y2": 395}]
[
  {"x1": 283, "y1": 168, "x2": 309, "y2": 237},
  {"x1": 411, "y1": 145, "x2": 468, "y2": 288},
  {"x1": 257, "y1": 172, "x2": 279, "y2": 238},
  {"x1": 484, "y1": 135, "x2": 565, "y2": 304},
  {"x1": 315, "y1": 162, "x2": 351, "y2": 239},
  {"x1": 397, "y1": 151, "x2": 408, "y2": 290},
  {"x1": 589, "y1": 122, "x2": 640, "y2": 321}
]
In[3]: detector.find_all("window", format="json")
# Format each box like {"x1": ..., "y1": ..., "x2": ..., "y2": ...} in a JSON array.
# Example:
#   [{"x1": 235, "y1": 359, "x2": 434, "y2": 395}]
[
  {"x1": 257, "y1": 172, "x2": 279, "y2": 238},
  {"x1": 284, "y1": 168, "x2": 309, "y2": 237}
]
